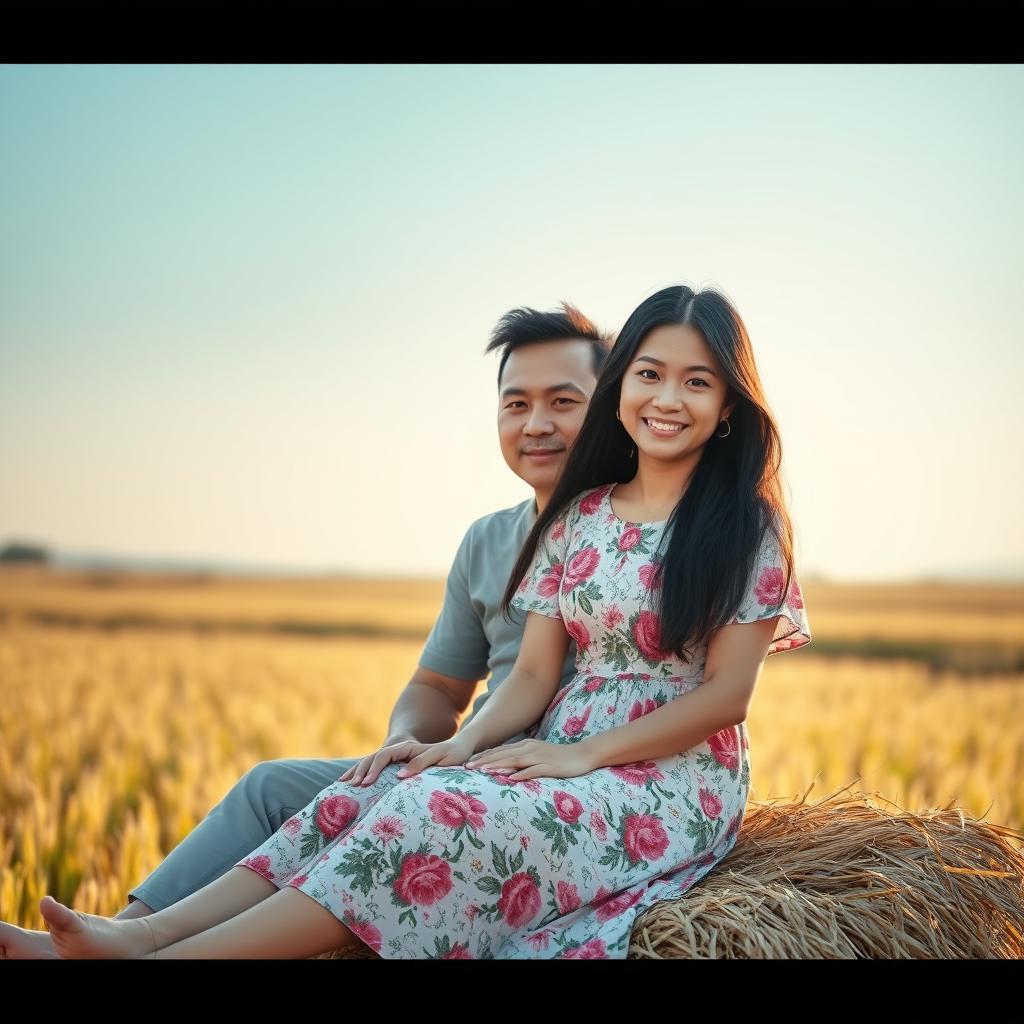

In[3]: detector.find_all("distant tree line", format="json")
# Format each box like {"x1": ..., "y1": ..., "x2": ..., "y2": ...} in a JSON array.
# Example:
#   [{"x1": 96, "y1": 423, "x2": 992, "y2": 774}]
[{"x1": 0, "y1": 541, "x2": 51, "y2": 564}]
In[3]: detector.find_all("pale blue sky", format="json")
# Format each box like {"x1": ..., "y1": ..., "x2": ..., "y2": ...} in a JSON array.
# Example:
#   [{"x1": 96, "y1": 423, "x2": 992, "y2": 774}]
[{"x1": 2, "y1": 64, "x2": 1022, "y2": 579}]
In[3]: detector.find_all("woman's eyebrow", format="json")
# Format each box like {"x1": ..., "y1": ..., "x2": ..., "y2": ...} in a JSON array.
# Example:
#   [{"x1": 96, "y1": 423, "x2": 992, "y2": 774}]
[
  {"x1": 634, "y1": 355, "x2": 718, "y2": 377},
  {"x1": 501, "y1": 382, "x2": 589, "y2": 399}
]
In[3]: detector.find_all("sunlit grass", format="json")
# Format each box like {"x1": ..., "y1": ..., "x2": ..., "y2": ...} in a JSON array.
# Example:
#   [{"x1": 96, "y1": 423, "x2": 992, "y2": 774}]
[{"x1": 1, "y1": 570, "x2": 1021, "y2": 929}]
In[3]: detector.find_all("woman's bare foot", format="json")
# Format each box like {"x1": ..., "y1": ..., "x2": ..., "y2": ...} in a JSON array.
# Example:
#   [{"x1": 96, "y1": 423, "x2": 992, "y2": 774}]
[
  {"x1": 0, "y1": 921, "x2": 60, "y2": 959},
  {"x1": 38, "y1": 895, "x2": 157, "y2": 959}
]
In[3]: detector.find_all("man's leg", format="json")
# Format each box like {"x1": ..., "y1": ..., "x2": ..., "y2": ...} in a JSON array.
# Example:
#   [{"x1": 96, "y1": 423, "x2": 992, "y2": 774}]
[
  {"x1": 0, "y1": 756, "x2": 359, "y2": 958},
  {"x1": 1, "y1": 753, "x2": 360, "y2": 958},
  {"x1": 120, "y1": 755, "x2": 359, "y2": 915}
]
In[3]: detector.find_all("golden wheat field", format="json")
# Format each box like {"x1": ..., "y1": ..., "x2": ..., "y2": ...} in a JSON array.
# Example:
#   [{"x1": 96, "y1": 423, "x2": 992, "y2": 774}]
[{"x1": 1, "y1": 567, "x2": 1022, "y2": 930}]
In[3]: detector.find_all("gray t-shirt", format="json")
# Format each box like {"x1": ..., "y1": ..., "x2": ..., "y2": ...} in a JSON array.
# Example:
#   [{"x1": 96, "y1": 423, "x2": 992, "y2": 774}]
[{"x1": 418, "y1": 496, "x2": 578, "y2": 743}]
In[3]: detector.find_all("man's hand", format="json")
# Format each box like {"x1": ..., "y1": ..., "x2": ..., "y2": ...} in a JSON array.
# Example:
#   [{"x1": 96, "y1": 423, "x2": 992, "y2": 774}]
[{"x1": 464, "y1": 739, "x2": 594, "y2": 781}]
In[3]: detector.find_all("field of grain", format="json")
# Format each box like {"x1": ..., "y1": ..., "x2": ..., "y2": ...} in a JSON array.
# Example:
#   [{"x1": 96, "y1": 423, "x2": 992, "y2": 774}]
[{"x1": 1, "y1": 568, "x2": 1022, "y2": 930}]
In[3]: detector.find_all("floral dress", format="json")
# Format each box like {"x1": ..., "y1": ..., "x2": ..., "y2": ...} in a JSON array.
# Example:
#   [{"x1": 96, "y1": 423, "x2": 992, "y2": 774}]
[{"x1": 235, "y1": 482, "x2": 811, "y2": 959}]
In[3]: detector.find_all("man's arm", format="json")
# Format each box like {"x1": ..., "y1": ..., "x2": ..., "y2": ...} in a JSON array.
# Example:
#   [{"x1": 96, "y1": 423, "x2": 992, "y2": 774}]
[
  {"x1": 343, "y1": 664, "x2": 483, "y2": 786},
  {"x1": 349, "y1": 520, "x2": 489, "y2": 785},
  {"x1": 384, "y1": 664, "x2": 482, "y2": 745},
  {"x1": 393, "y1": 518, "x2": 490, "y2": 739}
]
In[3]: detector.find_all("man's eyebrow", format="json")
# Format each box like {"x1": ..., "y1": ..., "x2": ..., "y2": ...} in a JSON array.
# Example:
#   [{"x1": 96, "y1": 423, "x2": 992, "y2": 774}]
[
  {"x1": 634, "y1": 355, "x2": 718, "y2": 377},
  {"x1": 500, "y1": 382, "x2": 589, "y2": 399}
]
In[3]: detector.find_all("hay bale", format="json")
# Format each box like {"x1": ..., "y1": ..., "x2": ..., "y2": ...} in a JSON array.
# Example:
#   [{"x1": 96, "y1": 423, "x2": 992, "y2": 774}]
[{"x1": 316, "y1": 781, "x2": 1024, "y2": 960}]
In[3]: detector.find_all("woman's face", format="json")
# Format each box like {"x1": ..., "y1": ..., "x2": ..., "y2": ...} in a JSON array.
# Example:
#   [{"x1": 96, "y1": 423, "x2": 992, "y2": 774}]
[{"x1": 618, "y1": 323, "x2": 734, "y2": 462}]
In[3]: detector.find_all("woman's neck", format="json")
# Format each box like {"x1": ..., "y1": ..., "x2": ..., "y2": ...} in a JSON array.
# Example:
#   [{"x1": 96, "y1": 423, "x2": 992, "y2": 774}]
[{"x1": 617, "y1": 455, "x2": 699, "y2": 518}]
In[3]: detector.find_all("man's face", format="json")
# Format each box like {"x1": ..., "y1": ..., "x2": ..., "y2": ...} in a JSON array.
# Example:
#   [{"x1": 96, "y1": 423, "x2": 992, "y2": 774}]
[{"x1": 497, "y1": 339, "x2": 598, "y2": 492}]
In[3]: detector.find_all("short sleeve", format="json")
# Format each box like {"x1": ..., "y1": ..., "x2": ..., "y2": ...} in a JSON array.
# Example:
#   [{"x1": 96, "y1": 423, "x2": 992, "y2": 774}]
[
  {"x1": 509, "y1": 506, "x2": 572, "y2": 621},
  {"x1": 419, "y1": 526, "x2": 490, "y2": 682},
  {"x1": 727, "y1": 524, "x2": 811, "y2": 657}
]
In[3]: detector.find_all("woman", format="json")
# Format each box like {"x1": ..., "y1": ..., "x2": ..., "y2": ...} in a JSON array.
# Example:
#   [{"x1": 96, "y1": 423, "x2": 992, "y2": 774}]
[{"x1": 12, "y1": 283, "x2": 811, "y2": 958}]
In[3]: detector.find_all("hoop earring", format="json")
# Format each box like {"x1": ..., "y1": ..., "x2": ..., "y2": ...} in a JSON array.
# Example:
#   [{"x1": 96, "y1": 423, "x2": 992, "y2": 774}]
[
  {"x1": 616, "y1": 408, "x2": 621, "y2": 421},
  {"x1": 716, "y1": 418, "x2": 732, "y2": 438},
  {"x1": 628, "y1": 445, "x2": 635, "y2": 458}
]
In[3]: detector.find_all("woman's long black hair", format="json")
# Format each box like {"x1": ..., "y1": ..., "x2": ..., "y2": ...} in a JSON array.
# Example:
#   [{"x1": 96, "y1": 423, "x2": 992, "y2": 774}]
[{"x1": 500, "y1": 284, "x2": 796, "y2": 662}]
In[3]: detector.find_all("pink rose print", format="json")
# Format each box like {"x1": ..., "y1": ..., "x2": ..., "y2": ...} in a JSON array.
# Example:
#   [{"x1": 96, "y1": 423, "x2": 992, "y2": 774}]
[
  {"x1": 315, "y1": 794, "x2": 360, "y2": 840},
  {"x1": 593, "y1": 886, "x2": 646, "y2": 924},
  {"x1": 552, "y1": 790, "x2": 585, "y2": 825},
  {"x1": 498, "y1": 872, "x2": 542, "y2": 928},
  {"x1": 442, "y1": 943, "x2": 474, "y2": 959},
  {"x1": 789, "y1": 578, "x2": 804, "y2": 609},
  {"x1": 281, "y1": 816, "x2": 302, "y2": 838},
  {"x1": 465, "y1": 904, "x2": 480, "y2": 921},
  {"x1": 556, "y1": 880, "x2": 582, "y2": 913},
  {"x1": 550, "y1": 517, "x2": 566, "y2": 541},
  {"x1": 708, "y1": 727, "x2": 741, "y2": 771},
  {"x1": 520, "y1": 834, "x2": 530, "y2": 850},
  {"x1": 624, "y1": 813, "x2": 671, "y2": 863},
  {"x1": 628, "y1": 697, "x2": 659, "y2": 721},
  {"x1": 610, "y1": 761, "x2": 666, "y2": 786},
  {"x1": 341, "y1": 911, "x2": 383, "y2": 954},
  {"x1": 537, "y1": 562, "x2": 564, "y2": 597},
  {"x1": 584, "y1": 675, "x2": 605, "y2": 692},
  {"x1": 579, "y1": 486, "x2": 610, "y2": 515},
  {"x1": 589, "y1": 810, "x2": 608, "y2": 840},
  {"x1": 562, "y1": 547, "x2": 601, "y2": 590},
  {"x1": 617, "y1": 526, "x2": 642, "y2": 551},
  {"x1": 699, "y1": 786, "x2": 723, "y2": 819},
  {"x1": 562, "y1": 938, "x2": 609, "y2": 959},
  {"x1": 241, "y1": 854, "x2": 275, "y2": 881},
  {"x1": 754, "y1": 566, "x2": 785, "y2": 606},
  {"x1": 600, "y1": 605, "x2": 624, "y2": 630},
  {"x1": 638, "y1": 563, "x2": 661, "y2": 590},
  {"x1": 287, "y1": 873, "x2": 310, "y2": 888},
  {"x1": 525, "y1": 930, "x2": 552, "y2": 951},
  {"x1": 563, "y1": 703, "x2": 593, "y2": 737},
  {"x1": 394, "y1": 852, "x2": 454, "y2": 906},
  {"x1": 565, "y1": 619, "x2": 591, "y2": 652},
  {"x1": 371, "y1": 815, "x2": 405, "y2": 843},
  {"x1": 632, "y1": 610, "x2": 665, "y2": 662},
  {"x1": 428, "y1": 789, "x2": 488, "y2": 831}
]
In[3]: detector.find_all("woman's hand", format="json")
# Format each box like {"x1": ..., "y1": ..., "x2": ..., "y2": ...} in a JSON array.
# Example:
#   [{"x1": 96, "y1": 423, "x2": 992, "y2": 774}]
[
  {"x1": 464, "y1": 739, "x2": 594, "y2": 781},
  {"x1": 393, "y1": 734, "x2": 478, "y2": 779},
  {"x1": 339, "y1": 738, "x2": 433, "y2": 788}
]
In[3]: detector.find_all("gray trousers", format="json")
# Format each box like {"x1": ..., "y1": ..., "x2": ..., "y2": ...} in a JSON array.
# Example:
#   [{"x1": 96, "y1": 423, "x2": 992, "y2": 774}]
[{"x1": 127, "y1": 756, "x2": 360, "y2": 912}]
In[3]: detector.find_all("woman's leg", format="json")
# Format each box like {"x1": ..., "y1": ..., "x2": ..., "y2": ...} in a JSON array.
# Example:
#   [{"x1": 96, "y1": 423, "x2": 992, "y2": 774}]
[
  {"x1": 39, "y1": 865, "x2": 279, "y2": 959},
  {"x1": 40, "y1": 866, "x2": 361, "y2": 959},
  {"x1": 144, "y1": 885, "x2": 359, "y2": 959}
]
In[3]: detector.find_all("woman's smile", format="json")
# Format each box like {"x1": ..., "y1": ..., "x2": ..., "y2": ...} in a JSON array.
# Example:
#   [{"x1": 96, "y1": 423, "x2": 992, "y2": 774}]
[{"x1": 642, "y1": 416, "x2": 689, "y2": 438}]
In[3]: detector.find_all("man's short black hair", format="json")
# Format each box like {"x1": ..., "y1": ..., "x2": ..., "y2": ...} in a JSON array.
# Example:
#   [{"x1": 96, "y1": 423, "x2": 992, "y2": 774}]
[{"x1": 485, "y1": 302, "x2": 614, "y2": 387}]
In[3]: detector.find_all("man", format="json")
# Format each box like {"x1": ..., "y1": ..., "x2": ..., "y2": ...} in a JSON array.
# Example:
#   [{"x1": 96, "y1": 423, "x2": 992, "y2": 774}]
[{"x1": 0, "y1": 301, "x2": 613, "y2": 958}]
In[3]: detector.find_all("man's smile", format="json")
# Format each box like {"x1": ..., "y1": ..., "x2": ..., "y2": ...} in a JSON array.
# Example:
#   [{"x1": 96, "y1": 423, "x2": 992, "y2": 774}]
[{"x1": 522, "y1": 446, "x2": 565, "y2": 461}]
